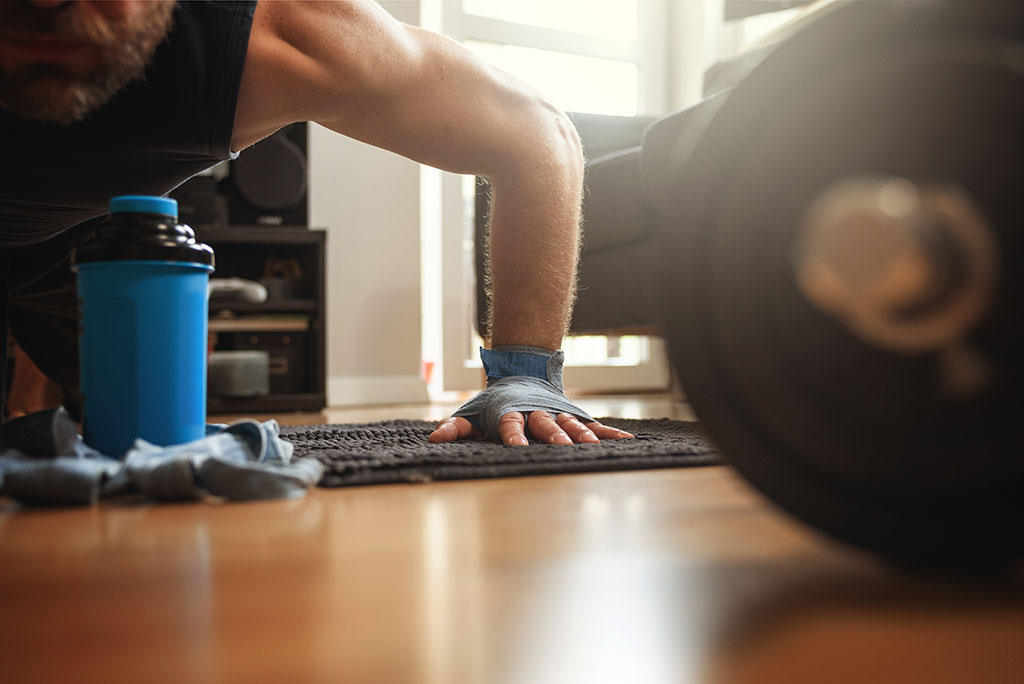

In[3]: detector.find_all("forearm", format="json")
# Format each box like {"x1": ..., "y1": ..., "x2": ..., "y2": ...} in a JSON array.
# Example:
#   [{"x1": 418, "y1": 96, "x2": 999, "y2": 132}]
[{"x1": 487, "y1": 131, "x2": 584, "y2": 350}]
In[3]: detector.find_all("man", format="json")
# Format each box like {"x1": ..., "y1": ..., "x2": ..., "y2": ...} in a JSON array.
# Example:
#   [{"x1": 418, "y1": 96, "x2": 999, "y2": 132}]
[{"x1": 0, "y1": 0, "x2": 633, "y2": 446}]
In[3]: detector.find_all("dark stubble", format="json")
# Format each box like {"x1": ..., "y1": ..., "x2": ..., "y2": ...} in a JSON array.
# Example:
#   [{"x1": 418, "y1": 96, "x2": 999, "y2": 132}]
[{"x1": 0, "y1": 1, "x2": 177, "y2": 125}]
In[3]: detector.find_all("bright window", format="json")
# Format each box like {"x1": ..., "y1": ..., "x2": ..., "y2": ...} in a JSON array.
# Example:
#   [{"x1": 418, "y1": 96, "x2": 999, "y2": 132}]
[
  {"x1": 465, "y1": 41, "x2": 638, "y2": 116},
  {"x1": 461, "y1": 0, "x2": 638, "y2": 41}
]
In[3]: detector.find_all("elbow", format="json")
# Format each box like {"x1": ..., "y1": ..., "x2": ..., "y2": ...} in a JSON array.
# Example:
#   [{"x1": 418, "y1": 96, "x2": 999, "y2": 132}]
[
  {"x1": 476, "y1": 74, "x2": 584, "y2": 185},
  {"x1": 539, "y1": 101, "x2": 584, "y2": 179},
  {"x1": 554, "y1": 107, "x2": 585, "y2": 179},
  {"x1": 511, "y1": 99, "x2": 584, "y2": 185}
]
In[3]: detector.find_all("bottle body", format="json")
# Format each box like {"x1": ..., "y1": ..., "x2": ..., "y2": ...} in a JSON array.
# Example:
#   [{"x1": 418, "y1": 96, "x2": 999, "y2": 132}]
[
  {"x1": 76, "y1": 261, "x2": 212, "y2": 456},
  {"x1": 71, "y1": 196, "x2": 215, "y2": 457}
]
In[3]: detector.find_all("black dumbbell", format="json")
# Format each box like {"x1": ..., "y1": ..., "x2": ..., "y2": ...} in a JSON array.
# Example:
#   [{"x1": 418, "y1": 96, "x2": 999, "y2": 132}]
[{"x1": 656, "y1": 0, "x2": 1024, "y2": 566}]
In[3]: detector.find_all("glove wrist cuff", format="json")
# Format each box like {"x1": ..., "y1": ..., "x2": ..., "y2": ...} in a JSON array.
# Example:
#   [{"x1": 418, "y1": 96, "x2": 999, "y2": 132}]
[{"x1": 480, "y1": 346, "x2": 565, "y2": 390}]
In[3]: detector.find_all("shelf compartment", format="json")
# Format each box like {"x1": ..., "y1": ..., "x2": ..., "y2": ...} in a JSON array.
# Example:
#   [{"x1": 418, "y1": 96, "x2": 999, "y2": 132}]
[
  {"x1": 209, "y1": 317, "x2": 310, "y2": 333},
  {"x1": 209, "y1": 299, "x2": 317, "y2": 314},
  {"x1": 208, "y1": 393, "x2": 327, "y2": 414}
]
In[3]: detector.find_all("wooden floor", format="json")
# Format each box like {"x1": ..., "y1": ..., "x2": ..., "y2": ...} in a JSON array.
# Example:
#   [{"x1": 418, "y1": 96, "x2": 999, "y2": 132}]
[{"x1": 1, "y1": 393, "x2": 1021, "y2": 684}]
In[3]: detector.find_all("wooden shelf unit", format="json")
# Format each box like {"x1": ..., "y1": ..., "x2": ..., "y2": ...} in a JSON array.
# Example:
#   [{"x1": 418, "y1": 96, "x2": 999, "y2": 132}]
[{"x1": 197, "y1": 226, "x2": 326, "y2": 414}]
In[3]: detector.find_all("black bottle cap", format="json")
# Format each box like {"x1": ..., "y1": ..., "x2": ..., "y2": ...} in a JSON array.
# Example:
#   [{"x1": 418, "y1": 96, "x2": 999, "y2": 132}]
[{"x1": 72, "y1": 195, "x2": 214, "y2": 267}]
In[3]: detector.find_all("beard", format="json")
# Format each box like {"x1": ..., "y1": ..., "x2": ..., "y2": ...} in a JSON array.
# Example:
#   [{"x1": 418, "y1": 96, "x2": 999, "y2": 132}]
[{"x1": 0, "y1": 1, "x2": 177, "y2": 125}]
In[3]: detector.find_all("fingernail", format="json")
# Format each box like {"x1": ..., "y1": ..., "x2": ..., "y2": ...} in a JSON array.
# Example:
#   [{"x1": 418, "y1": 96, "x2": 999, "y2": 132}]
[
  {"x1": 512, "y1": 436, "x2": 529, "y2": 446},
  {"x1": 582, "y1": 431, "x2": 599, "y2": 443},
  {"x1": 553, "y1": 434, "x2": 572, "y2": 445}
]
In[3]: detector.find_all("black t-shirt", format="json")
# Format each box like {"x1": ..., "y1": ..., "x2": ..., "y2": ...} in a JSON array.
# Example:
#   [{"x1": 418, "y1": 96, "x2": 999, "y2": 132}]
[{"x1": 0, "y1": 0, "x2": 257, "y2": 247}]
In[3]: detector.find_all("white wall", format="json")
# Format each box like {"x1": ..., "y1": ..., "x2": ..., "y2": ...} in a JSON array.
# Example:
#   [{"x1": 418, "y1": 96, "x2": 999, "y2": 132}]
[
  {"x1": 664, "y1": 0, "x2": 718, "y2": 110},
  {"x1": 308, "y1": 124, "x2": 429, "y2": 407}
]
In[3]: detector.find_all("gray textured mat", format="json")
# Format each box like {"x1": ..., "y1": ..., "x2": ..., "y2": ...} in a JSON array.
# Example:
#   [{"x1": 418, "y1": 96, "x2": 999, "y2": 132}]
[{"x1": 281, "y1": 418, "x2": 722, "y2": 487}]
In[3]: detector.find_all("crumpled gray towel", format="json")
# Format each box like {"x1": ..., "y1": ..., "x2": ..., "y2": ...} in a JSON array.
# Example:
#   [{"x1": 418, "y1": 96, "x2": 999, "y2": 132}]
[{"x1": 0, "y1": 408, "x2": 323, "y2": 505}]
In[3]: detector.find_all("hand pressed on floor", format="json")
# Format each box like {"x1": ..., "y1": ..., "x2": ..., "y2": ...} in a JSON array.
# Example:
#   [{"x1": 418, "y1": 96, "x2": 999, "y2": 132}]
[{"x1": 428, "y1": 410, "x2": 634, "y2": 446}]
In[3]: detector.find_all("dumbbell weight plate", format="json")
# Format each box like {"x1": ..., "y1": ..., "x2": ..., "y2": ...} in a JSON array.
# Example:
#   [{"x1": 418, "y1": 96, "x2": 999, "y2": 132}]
[{"x1": 661, "y1": 0, "x2": 1024, "y2": 565}]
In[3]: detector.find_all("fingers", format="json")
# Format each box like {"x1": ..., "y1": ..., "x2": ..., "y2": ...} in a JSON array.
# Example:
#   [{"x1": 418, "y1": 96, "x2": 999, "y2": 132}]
[
  {"x1": 428, "y1": 416, "x2": 480, "y2": 443},
  {"x1": 497, "y1": 412, "x2": 530, "y2": 446},
  {"x1": 584, "y1": 420, "x2": 635, "y2": 440},
  {"x1": 554, "y1": 413, "x2": 600, "y2": 444},
  {"x1": 525, "y1": 411, "x2": 573, "y2": 445},
  {"x1": 502, "y1": 412, "x2": 636, "y2": 445},
  {"x1": 428, "y1": 413, "x2": 635, "y2": 445}
]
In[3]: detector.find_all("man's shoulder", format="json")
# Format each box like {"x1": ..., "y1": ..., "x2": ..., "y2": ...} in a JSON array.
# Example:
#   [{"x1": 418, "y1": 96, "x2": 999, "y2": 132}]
[{"x1": 232, "y1": 0, "x2": 397, "y2": 149}]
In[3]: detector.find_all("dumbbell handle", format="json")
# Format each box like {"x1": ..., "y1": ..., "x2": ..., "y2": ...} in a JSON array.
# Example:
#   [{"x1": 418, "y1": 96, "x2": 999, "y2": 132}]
[{"x1": 794, "y1": 177, "x2": 998, "y2": 353}]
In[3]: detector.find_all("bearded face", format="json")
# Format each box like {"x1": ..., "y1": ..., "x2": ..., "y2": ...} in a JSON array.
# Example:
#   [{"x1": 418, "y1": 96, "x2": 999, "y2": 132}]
[{"x1": 0, "y1": 0, "x2": 177, "y2": 125}]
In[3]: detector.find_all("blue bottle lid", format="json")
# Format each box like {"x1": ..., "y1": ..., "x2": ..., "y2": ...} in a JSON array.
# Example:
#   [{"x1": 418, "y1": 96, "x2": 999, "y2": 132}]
[{"x1": 109, "y1": 195, "x2": 179, "y2": 219}]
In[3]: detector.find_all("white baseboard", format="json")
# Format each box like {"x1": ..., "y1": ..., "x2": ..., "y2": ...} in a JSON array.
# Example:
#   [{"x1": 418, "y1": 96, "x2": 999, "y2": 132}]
[{"x1": 327, "y1": 374, "x2": 430, "y2": 407}]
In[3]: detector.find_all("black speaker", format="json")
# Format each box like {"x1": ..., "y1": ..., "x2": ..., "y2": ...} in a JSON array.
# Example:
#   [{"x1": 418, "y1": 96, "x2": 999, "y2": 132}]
[
  {"x1": 225, "y1": 123, "x2": 308, "y2": 227},
  {"x1": 170, "y1": 173, "x2": 224, "y2": 229}
]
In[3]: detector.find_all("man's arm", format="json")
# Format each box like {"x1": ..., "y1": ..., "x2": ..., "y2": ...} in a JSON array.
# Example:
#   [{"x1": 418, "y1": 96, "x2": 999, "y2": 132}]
[
  {"x1": 235, "y1": 1, "x2": 582, "y2": 348},
  {"x1": 233, "y1": 1, "x2": 632, "y2": 444}
]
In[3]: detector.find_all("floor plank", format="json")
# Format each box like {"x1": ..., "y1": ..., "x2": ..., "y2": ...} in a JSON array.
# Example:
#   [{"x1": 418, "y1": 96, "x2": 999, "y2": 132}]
[{"x1": 1, "y1": 394, "x2": 1020, "y2": 684}]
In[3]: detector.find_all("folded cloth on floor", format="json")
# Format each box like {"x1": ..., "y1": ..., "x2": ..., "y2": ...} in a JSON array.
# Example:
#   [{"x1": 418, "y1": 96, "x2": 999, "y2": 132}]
[{"x1": 0, "y1": 408, "x2": 323, "y2": 505}]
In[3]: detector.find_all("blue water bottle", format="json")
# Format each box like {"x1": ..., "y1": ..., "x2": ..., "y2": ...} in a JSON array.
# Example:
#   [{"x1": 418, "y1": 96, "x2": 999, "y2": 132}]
[{"x1": 71, "y1": 196, "x2": 215, "y2": 457}]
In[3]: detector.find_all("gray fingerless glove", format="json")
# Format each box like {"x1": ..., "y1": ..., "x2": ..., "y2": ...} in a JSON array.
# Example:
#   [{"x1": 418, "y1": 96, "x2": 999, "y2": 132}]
[{"x1": 452, "y1": 345, "x2": 593, "y2": 440}]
